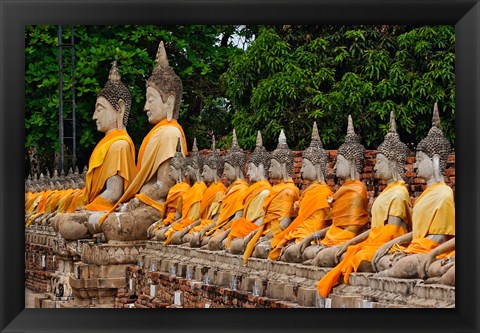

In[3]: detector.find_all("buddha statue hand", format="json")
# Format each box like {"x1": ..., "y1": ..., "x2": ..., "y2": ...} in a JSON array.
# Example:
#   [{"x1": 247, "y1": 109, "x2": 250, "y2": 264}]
[
  {"x1": 334, "y1": 243, "x2": 348, "y2": 264},
  {"x1": 147, "y1": 219, "x2": 164, "y2": 238},
  {"x1": 372, "y1": 242, "x2": 393, "y2": 272}
]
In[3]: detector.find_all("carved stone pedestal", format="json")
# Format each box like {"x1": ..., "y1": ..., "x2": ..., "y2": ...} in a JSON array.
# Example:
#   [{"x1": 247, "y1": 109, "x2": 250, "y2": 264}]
[{"x1": 62, "y1": 241, "x2": 146, "y2": 308}]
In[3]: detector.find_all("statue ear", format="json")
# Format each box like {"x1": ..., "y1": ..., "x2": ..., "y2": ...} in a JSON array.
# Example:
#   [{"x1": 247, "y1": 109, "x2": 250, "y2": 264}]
[
  {"x1": 281, "y1": 163, "x2": 288, "y2": 182},
  {"x1": 117, "y1": 99, "x2": 126, "y2": 128},
  {"x1": 315, "y1": 164, "x2": 324, "y2": 182},
  {"x1": 166, "y1": 95, "x2": 175, "y2": 122},
  {"x1": 432, "y1": 154, "x2": 443, "y2": 181},
  {"x1": 258, "y1": 164, "x2": 265, "y2": 179}
]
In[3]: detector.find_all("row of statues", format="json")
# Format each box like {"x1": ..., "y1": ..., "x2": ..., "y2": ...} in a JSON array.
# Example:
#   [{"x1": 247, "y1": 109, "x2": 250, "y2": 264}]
[{"x1": 25, "y1": 41, "x2": 455, "y2": 300}]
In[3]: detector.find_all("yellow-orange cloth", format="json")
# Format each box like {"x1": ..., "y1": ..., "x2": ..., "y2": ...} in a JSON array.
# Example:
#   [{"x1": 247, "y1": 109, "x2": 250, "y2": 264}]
[
  {"x1": 56, "y1": 189, "x2": 75, "y2": 213},
  {"x1": 317, "y1": 181, "x2": 411, "y2": 298},
  {"x1": 242, "y1": 180, "x2": 299, "y2": 264},
  {"x1": 188, "y1": 182, "x2": 228, "y2": 234},
  {"x1": 83, "y1": 129, "x2": 136, "y2": 208},
  {"x1": 163, "y1": 181, "x2": 207, "y2": 245},
  {"x1": 321, "y1": 179, "x2": 368, "y2": 247},
  {"x1": 68, "y1": 189, "x2": 85, "y2": 213},
  {"x1": 269, "y1": 181, "x2": 333, "y2": 261},
  {"x1": 160, "y1": 182, "x2": 191, "y2": 227},
  {"x1": 44, "y1": 190, "x2": 64, "y2": 212},
  {"x1": 205, "y1": 179, "x2": 249, "y2": 237},
  {"x1": 100, "y1": 119, "x2": 186, "y2": 224},
  {"x1": 226, "y1": 180, "x2": 272, "y2": 246}
]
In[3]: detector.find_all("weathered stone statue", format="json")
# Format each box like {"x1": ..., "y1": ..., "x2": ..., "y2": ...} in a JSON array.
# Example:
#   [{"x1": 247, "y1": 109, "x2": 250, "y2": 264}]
[
  {"x1": 52, "y1": 61, "x2": 136, "y2": 240},
  {"x1": 238, "y1": 130, "x2": 300, "y2": 263},
  {"x1": 162, "y1": 139, "x2": 208, "y2": 245},
  {"x1": 300, "y1": 115, "x2": 369, "y2": 266},
  {"x1": 173, "y1": 137, "x2": 228, "y2": 246},
  {"x1": 372, "y1": 103, "x2": 455, "y2": 279},
  {"x1": 99, "y1": 41, "x2": 188, "y2": 242},
  {"x1": 225, "y1": 131, "x2": 272, "y2": 254},
  {"x1": 205, "y1": 130, "x2": 249, "y2": 250},
  {"x1": 317, "y1": 111, "x2": 412, "y2": 298},
  {"x1": 268, "y1": 122, "x2": 333, "y2": 262},
  {"x1": 419, "y1": 237, "x2": 455, "y2": 286},
  {"x1": 146, "y1": 139, "x2": 190, "y2": 239}
]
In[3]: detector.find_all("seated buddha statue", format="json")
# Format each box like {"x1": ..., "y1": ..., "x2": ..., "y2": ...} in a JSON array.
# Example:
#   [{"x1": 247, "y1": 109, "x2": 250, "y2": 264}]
[
  {"x1": 146, "y1": 139, "x2": 190, "y2": 239},
  {"x1": 419, "y1": 237, "x2": 455, "y2": 286},
  {"x1": 225, "y1": 131, "x2": 272, "y2": 254},
  {"x1": 52, "y1": 61, "x2": 136, "y2": 240},
  {"x1": 205, "y1": 130, "x2": 249, "y2": 251},
  {"x1": 234, "y1": 130, "x2": 300, "y2": 263},
  {"x1": 172, "y1": 137, "x2": 228, "y2": 246},
  {"x1": 317, "y1": 111, "x2": 413, "y2": 298},
  {"x1": 98, "y1": 41, "x2": 188, "y2": 242},
  {"x1": 268, "y1": 122, "x2": 333, "y2": 262},
  {"x1": 161, "y1": 139, "x2": 208, "y2": 245},
  {"x1": 372, "y1": 103, "x2": 454, "y2": 279},
  {"x1": 300, "y1": 115, "x2": 369, "y2": 266}
]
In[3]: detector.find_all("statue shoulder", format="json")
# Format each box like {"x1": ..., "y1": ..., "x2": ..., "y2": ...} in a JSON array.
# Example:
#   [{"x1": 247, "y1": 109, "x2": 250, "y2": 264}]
[{"x1": 109, "y1": 139, "x2": 132, "y2": 151}]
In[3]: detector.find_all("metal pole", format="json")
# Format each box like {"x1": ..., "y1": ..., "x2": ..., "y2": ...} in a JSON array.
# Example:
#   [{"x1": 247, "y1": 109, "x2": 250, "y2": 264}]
[{"x1": 57, "y1": 25, "x2": 64, "y2": 172}]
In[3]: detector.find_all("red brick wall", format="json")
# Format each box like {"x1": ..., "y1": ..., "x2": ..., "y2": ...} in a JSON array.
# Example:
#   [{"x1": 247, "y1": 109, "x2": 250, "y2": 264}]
[{"x1": 24, "y1": 243, "x2": 57, "y2": 293}]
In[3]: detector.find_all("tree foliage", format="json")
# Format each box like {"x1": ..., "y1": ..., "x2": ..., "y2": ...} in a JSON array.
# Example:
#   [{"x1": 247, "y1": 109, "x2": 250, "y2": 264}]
[{"x1": 221, "y1": 25, "x2": 455, "y2": 151}]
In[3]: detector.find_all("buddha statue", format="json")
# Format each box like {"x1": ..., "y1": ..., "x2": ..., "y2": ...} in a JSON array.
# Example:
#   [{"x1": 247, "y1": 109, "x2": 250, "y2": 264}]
[
  {"x1": 205, "y1": 130, "x2": 249, "y2": 251},
  {"x1": 372, "y1": 103, "x2": 455, "y2": 279},
  {"x1": 268, "y1": 122, "x2": 333, "y2": 262},
  {"x1": 173, "y1": 136, "x2": 228, "y2": 246},
  {"x1": 419, "y1": 237, "x2": 455, "y2": 286},
  {"x1": 300, "y1": 115, "x2": 369, "y2": 266},
  {"x1": 161, "y1": 139, "x2": 207, "y2": 245},
  {"x1": 238, "y1": 130, "x2": 300, "y2": 263},
  {"x1": 317, "y1": 111, "x2": 413, "y2": 298},
  {"x1": 146, "y1": 139, "x2": 190, "y2": 239},
  {"x1": 225, "y1": 131, "x2": 272, "y2": 254},
  {"x1": 51, "y1": 61, "x2": 136, "y2": 240},
  {"x1": 98, "y1": 41, "x2": 188, "y2": 242}
]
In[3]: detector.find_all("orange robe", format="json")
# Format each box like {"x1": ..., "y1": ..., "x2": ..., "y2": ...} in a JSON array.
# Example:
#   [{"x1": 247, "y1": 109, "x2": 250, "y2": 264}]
[
  {"x1": 320, "y1": 179, "x2": 368, "y2": 247},
  {"x1": 242, "y1": 180, "x2": 300, "y2": 264},
  {"x1": 159, "y1": 182, "x2": 191, "y2": 227},
  {"x1": 391, "y1": 181, "x2": 455, "y2": 256},
  {"x1": 163, "y1": 181, "x2": 207, "y2": 245},
  {"x1": 226, "y1": 179, "x2": 272, "y2": 247},
  {"x1": 99, "y1": 119, "x2": 187, "y2": 224},
  {"x1": 188, "y1": 182, "x2": 228, "y2": 234},
  {"x1": 83, "y1": 129, "x2": 136, "y2": 211},
  {"x1": 268, "y1": 181, "x2": 333, "y2": 261},
  {"x1": 317, "y1": 180, "x2": 412, "y2": 298},
  {"x1": 205, "y1": 179, "x2": 249, "y2": 237}
]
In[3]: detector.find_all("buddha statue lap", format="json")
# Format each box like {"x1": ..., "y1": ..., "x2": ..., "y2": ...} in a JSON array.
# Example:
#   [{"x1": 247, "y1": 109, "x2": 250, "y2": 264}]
[
  {"x1": 268, "y1": 122, "x2": 333, "y2": 262},
  {"x1": 98, "y1": 41, "x2": 188, "y2": 242},
  {"x1": 372, "y1": 103, "x2": 455, "y2": 279},
  {"x1": 204, "y1": 130, "x2": 249, "y2": 251},
  {"x1": 226, "y1": 131, "x2": 272, "y2": 255},
  {"x1": 317, "y1": 112, "x2": 413, "y2": 298},
  {"x1": 236, "y1": 130, "x2": 300, "y2": 263},
  {"x1": 300, "y1": 116, "x2": 369, "y2": 267},
  {"x1": 419, "y1": 237, "x2": 455, "y2": 286},
  {"x1": 172, "y1": 137, "x2": 227, "y2": 246},
  {"x1": 52, "y1": 61, "x2": 136, "y2": 241}
]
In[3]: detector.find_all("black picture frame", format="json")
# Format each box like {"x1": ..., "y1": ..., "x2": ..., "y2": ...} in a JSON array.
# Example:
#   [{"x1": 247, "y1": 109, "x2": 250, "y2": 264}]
[{"x1": 1, "y1": 0, "x2": 479, "y2": 332}]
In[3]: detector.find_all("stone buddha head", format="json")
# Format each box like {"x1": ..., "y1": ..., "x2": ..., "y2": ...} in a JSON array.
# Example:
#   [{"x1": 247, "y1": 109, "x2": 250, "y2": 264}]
[
  {"x1": 202, "y1": 136, "x2": 224, "y2": 184},
  {"x1": 94, "y1": 61, "x2": 132, "y2": 133},
  {"x1": 414, "y1": 103, "x2": 451, "y2": 184},
  {"x1": 145, "y1": 41, "x2": 183, "y2": 124},
  {"x1": 247, "y1": 131, "x2": 270, "y2": 183},
  {"x1": 169, "y1": 138, "x2": 187, "y2": 183},
  {"x1": 374, "y1": 111, "x2": 409, "y2": 182},
  {"x1": 185, "y1": 138, "x2": 204, "y2": 183},
  {"x1": 269, "y1": 130, "x2": 294, "y2": 182},
  {"x1": 335, "y1": 115, "x2": 365, "y2": 181},
  {"x1": 301, "y1": 122, "x2": 328, "y2": 183},
  {"x1": 223, "y1": 129, "x2": 246, "y2": 181}
]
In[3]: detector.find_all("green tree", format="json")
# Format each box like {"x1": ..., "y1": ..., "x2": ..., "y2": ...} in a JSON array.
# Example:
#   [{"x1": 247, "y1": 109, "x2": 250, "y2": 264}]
[{"x1": 222, "y1": 25, "x2": 455, "y2": 151}]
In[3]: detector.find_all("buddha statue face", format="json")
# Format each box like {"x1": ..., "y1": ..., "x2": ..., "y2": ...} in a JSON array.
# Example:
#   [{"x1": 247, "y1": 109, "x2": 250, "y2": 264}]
[
  {"x1": 223, "y1": 162, "x2": 236, "y2": 181},
  {"x1": 334, "y1": 154, "x2": 351, "y2": 180},
  {"x1": 144, "y1": 87, "x2": 174, "y2": 124},
  {"x1": 93, "y1": 97, "x2": 121, "y2": 133},
  {"x1": 374, "y1": 153, "x2": 394, "y2": 181},
  {"x1": 413, "y1": 151, "x2": 435, "y2": 181},
  {"x1": 268, "y1": 159, "x2": 282, "y2": 180},
  {"x1": 202, "y1": 165, "x2": 215, "y2": 184},
  {"x1": 300, "y1": 158, "x2": 317, "y2": 181},
  {"x1": 247, "y1": 162, "x2": 264, "y2": 182},
  {"x1": 169, "y1": 164, "x2": 182, "y2": 183}
]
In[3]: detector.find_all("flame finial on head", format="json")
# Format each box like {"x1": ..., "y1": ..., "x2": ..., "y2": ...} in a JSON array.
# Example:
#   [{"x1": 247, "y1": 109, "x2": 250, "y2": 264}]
[
  {"x1": 108, "y1": 61, "x2": 121, "y2": 82},
  {"x1": 388, "y1": 111, "x2": 397, "y2": 133},
  {"x1": 347, "y1": 115, "x2": 355, "y2": 135},
  {"x1": 256, "y1": 131, "x2": 263, "y2": 147},
  {"x1": 432, "y1": 102, "x2": 441, "y2": 128},
  {"x1": 155, "y1": 41, "x2": 169, "y2": 68}
]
